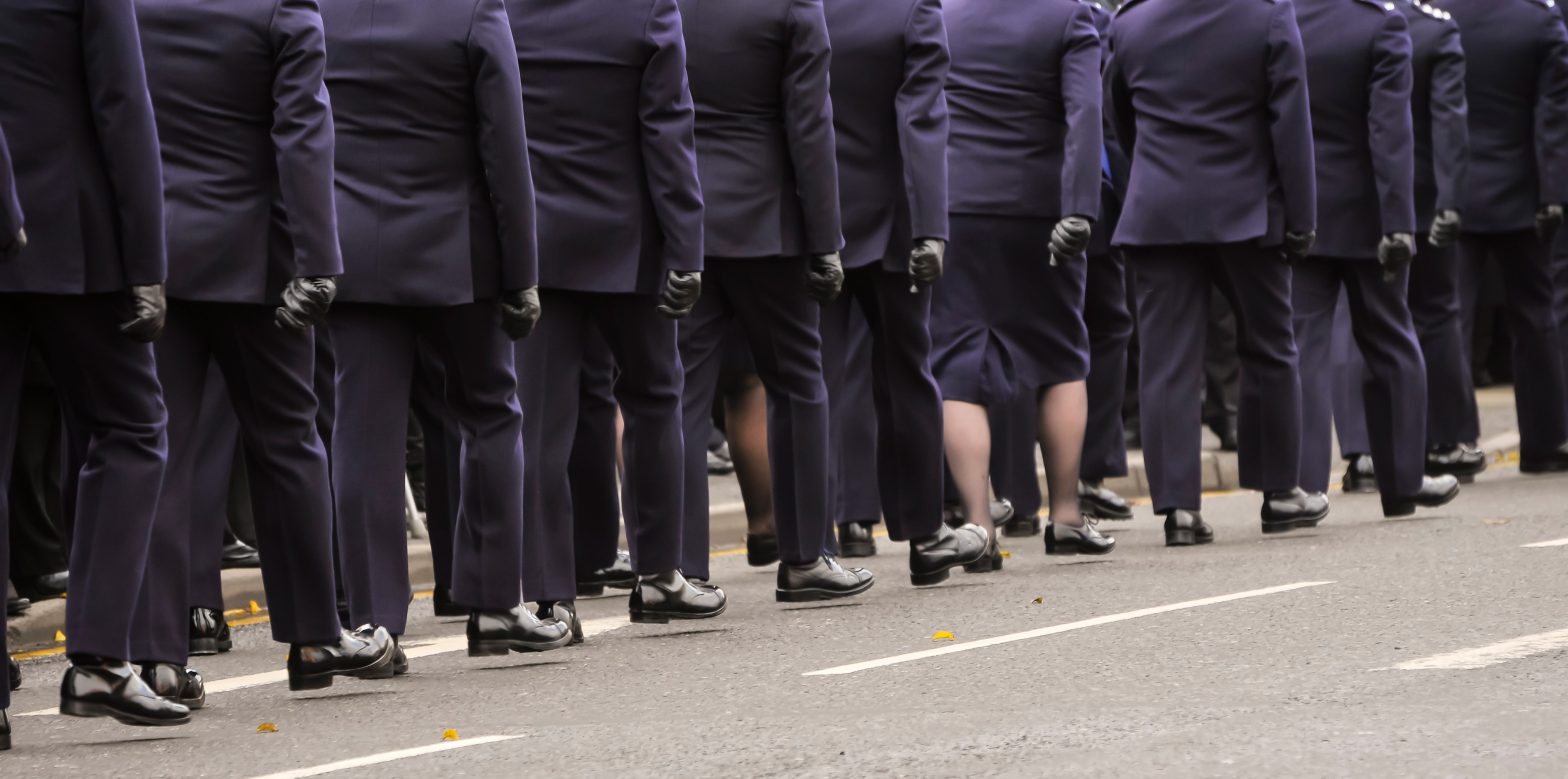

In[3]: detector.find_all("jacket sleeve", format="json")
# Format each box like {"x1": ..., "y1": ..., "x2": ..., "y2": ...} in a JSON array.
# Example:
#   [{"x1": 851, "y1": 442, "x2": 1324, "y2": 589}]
[
  {"x1": 83, "y1": 0, "x2": 167, "y2": 286},
  {"x1": 1367, "y1": 10, "x2": 1415, "y2": 236},
  {"x1": 271, "y1": 0, "x2": 343, "y2": 279},
  {"x1": 1535, "y1": 9, "x2": 1568, "y2": 207},
  {"x1": 1104, "y1": 24, "x2": 1137, "y2": 179},
  {"x1": 639, "y1": 0, "x2": 705, "y2": 274},
  {"x1": 468, "y1": 0, "x2": 538, "y2": 291},
  {"x1": 1265, "y1": 0, "x2": 1316, "y2": 235},
  {"x1": 0, "y1": 126, "x2": 20, "y2": 243},
  {"x1": 1428, "y1": 21, "x2": 1468, "y2": 216},
  {"x1": 1059, "y1": 4, "x2": 1103, "y2": 221},
  {"x1": 896, "y1": 0, "x2": 950, "y2": 242},
  {"x1": 782, "y1": 0, "x2": 844, "y2": 255}
]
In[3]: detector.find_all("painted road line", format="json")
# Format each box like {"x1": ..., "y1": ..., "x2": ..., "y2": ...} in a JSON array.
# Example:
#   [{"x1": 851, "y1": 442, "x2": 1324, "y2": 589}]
[
  {"x1": 804, "y1": 581, "x2": 1336, "y2": 677},
  {"x1": 248, "y1": 735, "x2": 521, "y2": 779},
  {"x1": 1521, "y1": 537, "x2": 1568, "y2": 548},
  {"x1": 1381, "y1": 627, "x2": 1568, "y2": 671},
  {"x1": 19, "y1": 616, "x2": 631, "y2": 717}
]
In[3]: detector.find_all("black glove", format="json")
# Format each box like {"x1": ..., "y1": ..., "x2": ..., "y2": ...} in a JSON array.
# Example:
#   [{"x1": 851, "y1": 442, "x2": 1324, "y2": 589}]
[
  {"x1": 119, "y1": 283, "x2": 167, "y2": 343},
  {"x1": 500, "y1": 287, "x2": 542, "y2": 340},
  {"x1": 275, "y1": 276, "x2": 337, "y2": 331},
  {"x1": 1047, "y1": 216, "x2": 1091, "y2": 266},
  {"x1": 1, "y1": 227, "x2": 25, "y2": 262},
  {"x1": 656, "y1": 270, "x2": 702, "y2": 319},
  {"x1": 1536, "y1": 203, "x2": 1563, "y2": 245},
  {"x1": 1428, "y1": 209, "x2": 1461, "y2": 249},
  {"x1": 806, "y1": 252, "x2": 844, "y2": 303},
  {"x1": 1376, "y1": 232, "x2": 1415, "y2": 283},
  {"x1": 909, "y1": 238, "x2": 945, "y2": 290},
  {"x1": 1282, "y1": 230, "x2": 1316, "y2": 264}
]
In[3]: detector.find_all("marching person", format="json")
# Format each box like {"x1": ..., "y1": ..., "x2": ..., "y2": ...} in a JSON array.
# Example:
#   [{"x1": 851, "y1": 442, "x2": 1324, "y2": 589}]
[
  {"x1": 507, "y1": 0, "x2": 724, "y2": 629},
  {"x1": 320, "y1": 0, "x2": 573, "y2": 663},
  {"x1": 821, "y1": 0, "x2": 991, "y2": 585},
  {"x1": 1107, "y1": 0, "x2": 1324, "y2": 544},
  {"x1": 935, "y1": 0, "x2": 1114, "y2": 567}
]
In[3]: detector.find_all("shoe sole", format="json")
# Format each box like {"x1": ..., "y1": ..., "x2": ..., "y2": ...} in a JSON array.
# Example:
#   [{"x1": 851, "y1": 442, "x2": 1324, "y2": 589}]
[
  {"x1": 466, "y1": 631, "x2": 575, "y2": 656},
  {"x1": 1079, "y1": 501, "x2": 1134, "y2": 521},
  {"x1": 59, "y1": 699, "x2": 191, "y2": 727},
  {"x1": 775, "y1": 578, "x2": 876, "y2": 603},
  {"x1": 1001, "y1": 519, "x2": 1042, "y2": 538},
  {"x1": 1384, "y1": 482, "x2": 1463, "y2": 518},
  {"x1": 0, "y1": 731, "x2": 9, "y2": 751},
  {"x1": 747, "y1": 553, "x2": 781, "y2": 567},
  {"x1": 960, "y1": 554, "x2": 1004, "y2": 574},
  {"x1": 628, "y1": 601, "x2": 728, "y2": 624},
  {"x1": 188, "y1": 638, "x2": 219, "y2": 657},
  {"x1": 1261, "y1": 514, "x2": 1326, "y2": 534},
  {"x1": 1044, "y1": 541, "x2": 1115, "y2": 556},
  {"x1": 1341, "y1": 485, "x2": 1379, "y2": 495},
  {"x1": 839, "y1": 542, "x2": 876, "y2": 558},
  {"x1": 914, "y1": 544, "x2": 993, "y2": 584}
]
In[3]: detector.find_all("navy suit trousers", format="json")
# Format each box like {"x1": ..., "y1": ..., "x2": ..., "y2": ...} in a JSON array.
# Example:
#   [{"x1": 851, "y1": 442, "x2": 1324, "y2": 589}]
[
  {"x1": 823, "y1": 307, "x2": 883, "y2": 532},
  {"x1": 131, "y1": 302, "x2": 341, "y2": 664},
  {"x1": 0, "y1": 293, "x2": 167, "y2": 680},
  {"x1": 1128, "y1": 244, "x2": 1302, "y2": 512},
  {"x1": 518, "y1": 290, "x2": 683, "y2": 603},
  {"x1": 570, "y1": 334, "x2": 624, "y2": 575},
  {"x1": 679, "y1": 257, "x2": 832, "y2": 579},
  {"x1": 1410, "y1": 235, "x2": 1480, "y2": 447},
  {"x1": 1294, "y1": 261, "x2": 1427, "y2": 501},
  {"x1": 331, "y1": 302, "x2": 525, "y2": 634},
  {"x1": 1082, "y1": 249, "x2": 1134, "y2": 481},
  {"x1": 1330, "y1": 295, "x2": 1373, "y2": 457},
  {"x1": 188, "y1": 372, "x2": 240, "y2": 613},
  {"x1": 410, "y1": 348, "x2": 460, "y2": 594},
  {"x1": 820, "y1": 266, "x2": 943, "y2": 543}
]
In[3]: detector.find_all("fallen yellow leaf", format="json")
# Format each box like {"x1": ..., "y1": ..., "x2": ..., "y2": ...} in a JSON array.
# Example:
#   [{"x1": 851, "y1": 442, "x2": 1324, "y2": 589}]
[
  {"x1": 442, "y1": 729, "x2": 460, "y2": 742},
  {"x1": 1031, "y1": 596, "x2": 1044, "y2": 605},
  {"x1": 54, "y1": 630, "x2": 65, "y2": 642},
  {"x1": 999, "y1": 550, "x2": 1012, "y2": 559},
  {"x1": 248, "y1": 600, "x2": 262, "y2": 614},
  {"x1": 257, "y1": 722, "x2": 278, "y2": 734},
  {"x1": 932, "y1": 631, "x2": 955, "y2": 641}
]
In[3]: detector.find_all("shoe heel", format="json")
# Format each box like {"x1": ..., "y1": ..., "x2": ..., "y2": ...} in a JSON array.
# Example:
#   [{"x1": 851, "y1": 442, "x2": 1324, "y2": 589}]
[
  {"x1": 992, "y1": 553, "x2": 1004, "y2": 571},
  {"x1": 629, "y1": 610, "x2": 670, "y2": 625},
  {"x1": 287, "y1": 672, "x2": 333, "y2": 692},
  {"x1": 188, "y1": 638, "x2": 218, "y2": 657},
  {"x1": 58, "y1": 699, "x2": 109, "y2": 719},
  {"x1": 467, "y1": 640, "x2": 512, "y2": 657},
  {"x1": 1166, "y1": 529, "x2": 1195, "y2": 547},
  {"x1": 910, "y1": 569, "x2": 950, "y2": 587},
  {"x1": 0, "y1": 731, "x2": 10, "y2": 751},
  {"x1": 576, "y1": 584, "x2": 606, "y2": 598}
]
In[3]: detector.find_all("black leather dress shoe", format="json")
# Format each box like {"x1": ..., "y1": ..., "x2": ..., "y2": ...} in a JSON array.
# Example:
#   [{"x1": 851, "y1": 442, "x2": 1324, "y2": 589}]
[
  {"x1": 1426, "y1": 445, "x2": 1486, "y2": 481},
  {"x1": 1078, "y1": 480, "x2": 1134, "y2": 520},
  {"x1": 1261, "y1": 488, "x2": 1330, "y2": 533},
  {"x1": 139, "y1": 662, "x2": 206, "y2": 710},
  {"x1": 60, "y1": 658, "x2": 191, "y2": 726},
  {"x1": 221, "y1": 540, "x2": 262, "y2": 569},
  {"x1": 1164, "y1": 510, "x2": 1213, "y2": 547},
  {"x1": 467, "y1": 606, "x2": 573, "y2": 655},
  {"x1": 910, "y1": 524, "x2": 988, "y2": 585},
  {"x1": 1340, "y1": 454, "x2": 1377, "y2": 494},
  {"x1": 1044, "y1": 519, "x2": 1115, "y2": 555},
  {"x1": 838, "y1": 521, "x2": 877, "y2": 558},
  {"x1": 6, "y1": 596, "x2": 28, "y2": 617},
  {"x1": 15, "y1": 570, "x2": 68, "y2": 601},
  {"x1": 8, "y1": 657, "x2": 20, "y2": 691},
  {"x1": 576, "y1": 551, "x2": 637, "y2": 597},
  {"x1": 746, "y1": 533, "x2": 780, "y2": 567},
  {"x1": 286, "y1": 626, "x2": 395, "y2": 691},
  {"x1": 630, "y1": 571, "x2": 727, "y2": 623},
  {"x1": 775, "y1": 556, "x2": 875, "y2": 602},
  {"x1": 392, "y1": 636, "x2": 409, "y2": 675},
  {"x1": 189, "y1": 607, "x2": 233, "y2": 656},
  {"x1": 1520, "y1": 443, "x2": 1568, "y2": 474},
  {"x1": 963, "y1": 528, "x2": 1004, "y2": 574},
  {"x1": 1382, "y1": 475, "x2": 1461, "y2": 517},
  {"x1": 536, "y1": 601, "x2": 585, "y2": 643},
  {"x1": 1, "y1": 709, "x2": 10, "y2": 751},
  {"x1": 432, "y1": 588, "x2": 467, "y2": 617},
  {"x1": 1208, "y1": 417, "x2": 1239, "y2": 452}
]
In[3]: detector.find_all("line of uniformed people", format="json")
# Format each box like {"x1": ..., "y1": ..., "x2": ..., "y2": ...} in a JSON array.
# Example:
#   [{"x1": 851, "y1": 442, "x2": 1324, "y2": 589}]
[{"x1": 4, "y1": 0, "x2": 1568, "y2": 753}]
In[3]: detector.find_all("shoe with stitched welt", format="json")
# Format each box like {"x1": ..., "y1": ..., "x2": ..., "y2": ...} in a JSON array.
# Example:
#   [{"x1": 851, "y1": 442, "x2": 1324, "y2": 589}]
[
  {"x1": 537, "y1": 601, "x2": 586, "y2": 642},
  {"x1": 1163, "y1": 510, "x2": 1213, "y2": 547},
  {"x1": 286, "y1": 626, "x2": 395, "y2": 691},
  {"x1": 911, "y1": 523, "x2": 988, "y2": 585},
  {"x1": 1426, "y1": 445, "x2": 1486, "y2": 480},
  {"x1": 1044, "y1": 519, "x2": 1115, "y2": 555},
  {"x1": 838, "y1": 521, "x2": 877, "y2": 558},
  {"x1": 776, "y1": 556, "x2": 874, "y2": 602},
  {"x1": 60, "y1": 658, "x2": 191, "y2": 726},
  {"x1": 1340, "y1": 454, "x2": 1377, "y2": 494},
  {"x1": 138, "y1": 662, "x2": 206, "y2": 710},
  {"x1": 1078, "y1": 480, "x2": 1134, "y2": 520},
  {"x1": 467, "y1": 606, "x2": 573, "y2": 656},
  {"x1": 630, "y1": 570, "x2": 726, "y2": 623},
  {"x1": 1382, "y1": 475, "x2": 1461, "y2": 518},
  {"x1": 1261, "y1": 488, "x2": 1330, "y2": 534}
]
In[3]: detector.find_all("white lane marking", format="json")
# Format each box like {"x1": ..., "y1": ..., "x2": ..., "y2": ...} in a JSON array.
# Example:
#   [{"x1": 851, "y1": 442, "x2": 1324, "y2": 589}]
[
  {"x1": 1521, "y1": 537, "x2": 1568, "y2": 548},
  {"x1": 247, "y1": 735, "x2": 521, "y2": 779},
  {"x1": 1381, "y1": 627, "x2": 1568, "y2": 671},
  {"x1": 803, "y1": 581, "x2": 1336, "y2": 676},
  {"x1": 18, "y1": 616, "x2": 630, "y2": 717}
]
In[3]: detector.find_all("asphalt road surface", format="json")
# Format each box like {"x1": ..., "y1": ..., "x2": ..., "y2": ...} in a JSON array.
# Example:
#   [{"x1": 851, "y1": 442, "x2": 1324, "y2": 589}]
[{"x1": 5, "y1": 463, "x2": 1568, "y2": 777}]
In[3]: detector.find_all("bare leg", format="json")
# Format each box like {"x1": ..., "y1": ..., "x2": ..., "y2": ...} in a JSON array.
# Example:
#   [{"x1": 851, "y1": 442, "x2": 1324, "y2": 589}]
[
  {"x1": 1037, "y1": 381, "x2": 1088, "y2": 527},
  {"x1": 942, "y1": 400, "x2": 995, "y2": 536},
  {"x1": 722, "y1": 376, "x2": 774, "y2": 537}
]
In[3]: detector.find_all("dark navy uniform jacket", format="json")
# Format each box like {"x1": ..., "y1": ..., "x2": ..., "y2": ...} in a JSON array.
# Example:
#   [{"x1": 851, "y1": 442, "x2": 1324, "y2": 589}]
[
  {"x1": 1433, "y1": 0, "x2": 1568, "y2": 233},
  {"x1": 945, "y1": 0, "x2": 1102, "y2": 221},
  {"x1": 1400, "y1": 1, "x2": 1468, "y2": 227},
  {"x1": 509, "y1": 0, "x2": 704, "y2": 294},
  {"x1": 677, "y1": 0, "x2": 844, "y2": 260},
  {"x1": 320, "y1": 0, "x2": 537, "y2": 305},
  {"x1": 1295, "y1": 0, "x2": 1416, "y2": 259},
  {"x1": 824, "y1": 0, "x2": 949, "y2": 270},
  {"x1": 137, "y1": 0, "x2": 343, "y2": 303},
  {"x1": 0, "y1": 127, "x2": 20, "y2": 243},
  {"x1": 1106, "y1": 0, "x2": 1316, "y2": 247},
  {"x1": 0, "y1": 0, "x2": 166, "y2": 294}
]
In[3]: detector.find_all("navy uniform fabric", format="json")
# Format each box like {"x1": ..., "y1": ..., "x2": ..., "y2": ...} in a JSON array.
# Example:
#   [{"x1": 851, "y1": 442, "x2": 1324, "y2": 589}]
[
  {"x1": 322, "y1": 0, "x2": 537, "y2": 634},
  {"x1": 0, "y1": 126, "x2": 18, "y2": 245},
  {"x1": 0, "y1": 125, "x2": 16, "y2": 703},
  {"x1": 1107, "y1": 0, "x2": 1316, "y2": 512},
  {"x1": 569, "y1": 335, "x2": 625, "y2": 574},
  {"x1": 1291, "y1": 0, "x2": 1426, "y2": 501},
  {"x1": 129, "y1": 0, "x2": 345, "y2": 665},
  {"x1": 187, "y1": 374, "x2": 241, "y2": 614},
  {"x1": 0, "y1": 0, "x2": 170, "y2": 674},
  {"x1": 826, "y1": 316, "x2": 883, "y2": 529},
  {"x1": 676, "y1": 0, "x2": 844, "y2": 577},
  {"x1": 1330, "y1": 295, "x2": 1374, "y2": 458},
  {"x1": 1436, "y1": 0, "x2": 1568, "y2": 460},
  {"x1": 509, "y1": 0, "x2": 702, "y2": 602},
  {"x1": 818, "y1": 0, "x2": 948, "y2": 543}
]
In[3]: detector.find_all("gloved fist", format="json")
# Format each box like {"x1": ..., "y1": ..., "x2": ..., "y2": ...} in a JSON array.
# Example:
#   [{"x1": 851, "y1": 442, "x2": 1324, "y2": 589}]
[
  {"x1": 1, "y1": 227, "x2": 25, "y2": 262},
  {"x1": 500, "y1": 286, "x2": 542, "y2": 340},
  {"x1": 275, "y1": 276, "x2": 337, "y2": 331},
  {"x1": 656, "y1": 270, "x2": 702, "y2": 319},
  {"x1": 1536, "y1": 203, "x2": 1563, "y2": 244},
  {"x1": 908, "y1": 238, "x2": 945, "y2": 289},
  {"x1": 1428, "y1": 210, "x2": 1461, "y2": 249},
  {"x1": 806, "y1": 252, "x2": 844, "y2": 303},
  {"x1": 1282, "y1": 230, "x2": 1316, "y2": 264},
  {"x1": 1047, "y1": 216, "x2": 1091, "y2": 266},
  {"x1": 1377, "y1": 232, "x2": 1415, "y2": 283},
  {"x1": 119, "y1": 283, "x2": 167, "y2": 343}
]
